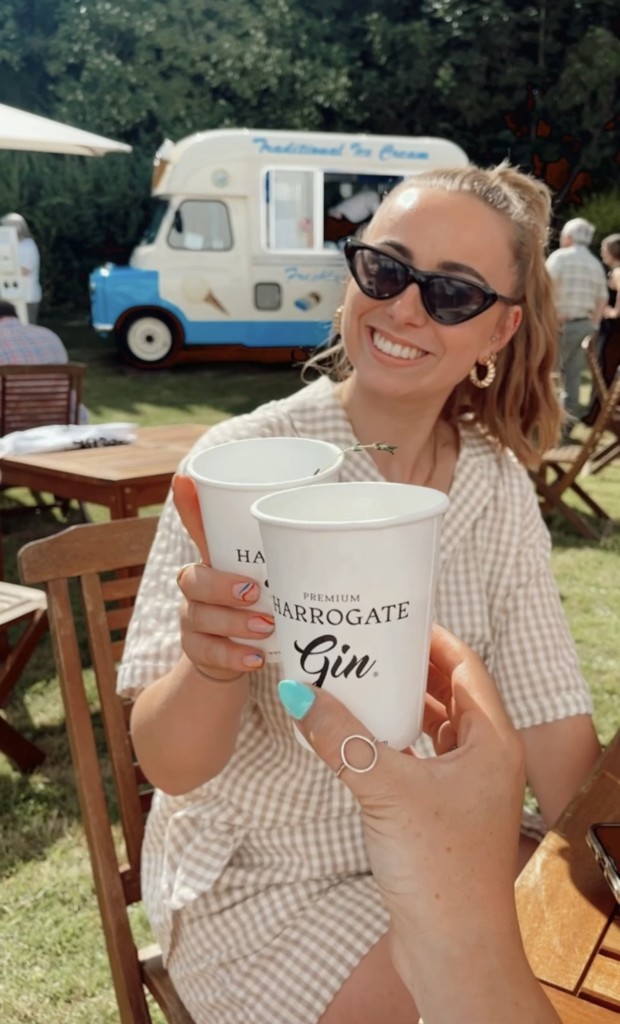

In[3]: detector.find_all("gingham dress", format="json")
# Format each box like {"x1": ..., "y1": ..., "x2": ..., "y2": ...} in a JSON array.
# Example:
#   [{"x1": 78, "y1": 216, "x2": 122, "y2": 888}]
[{"x1": 117, "y1": 375, "x2": 592, "y2": 1024}]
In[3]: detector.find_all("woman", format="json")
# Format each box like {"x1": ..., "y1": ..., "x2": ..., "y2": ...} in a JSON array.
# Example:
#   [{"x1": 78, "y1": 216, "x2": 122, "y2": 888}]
[
  {"x1": 601, "y1": 232, "x2": 620, "y2": 318},
  {"x1": 119, "y1": 163, "x2": 600, "y2": 1024}
]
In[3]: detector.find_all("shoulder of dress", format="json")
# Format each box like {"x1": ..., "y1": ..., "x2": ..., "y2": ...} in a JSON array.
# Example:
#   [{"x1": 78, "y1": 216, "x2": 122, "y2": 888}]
[{"x1": 459, "y1": 426, "x2": 535, "y2": 502}]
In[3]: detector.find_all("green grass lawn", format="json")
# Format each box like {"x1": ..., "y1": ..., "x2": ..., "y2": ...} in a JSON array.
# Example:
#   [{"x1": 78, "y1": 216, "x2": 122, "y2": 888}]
[{"x1": 0, "y1": 317, "x2": 618, "y2": 1023}]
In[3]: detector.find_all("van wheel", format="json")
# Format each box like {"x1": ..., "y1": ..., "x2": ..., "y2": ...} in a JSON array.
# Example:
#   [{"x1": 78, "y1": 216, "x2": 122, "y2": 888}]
[{"x1": 118, "y1": 311, "x2": 183, "y2": 368}]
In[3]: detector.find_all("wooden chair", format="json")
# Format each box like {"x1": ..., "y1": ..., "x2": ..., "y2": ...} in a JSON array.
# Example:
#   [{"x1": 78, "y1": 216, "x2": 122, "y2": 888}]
[
  {"x1": 0, "y1": 361, "x2": 86, "y2": 435},
  {"x1": 583, "y1": 333, "x2": 620, "y2": 474},
  {"x1": 532, "y1": 367, "x2": 620, "y2": 540},
  {"x1": 0, "y1": 579, "x2": 47, "y2": 772},
  {"x1": 0, "y1": 361, "x2": 88, "y2": 518},
  {"x1": 18, "y1": 517, "x2": 195, "y2": 1024}
]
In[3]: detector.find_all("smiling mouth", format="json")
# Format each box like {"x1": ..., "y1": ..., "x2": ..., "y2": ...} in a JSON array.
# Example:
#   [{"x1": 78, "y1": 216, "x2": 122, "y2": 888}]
[{"x1": 371, "y1": 330, "x2": 429, "y2": 362}]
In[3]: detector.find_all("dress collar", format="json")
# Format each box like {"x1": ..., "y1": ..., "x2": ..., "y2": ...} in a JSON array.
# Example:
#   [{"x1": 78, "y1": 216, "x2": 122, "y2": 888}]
[{"x1": 288, "y1": 376, "x2": 501, "y2": 563}]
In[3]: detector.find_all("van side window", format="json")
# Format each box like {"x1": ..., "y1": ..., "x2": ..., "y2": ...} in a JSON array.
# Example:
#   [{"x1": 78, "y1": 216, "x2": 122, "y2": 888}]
[
  {"x1": 323, "y1": 174, "x2": 402, "y2": 248},
  {"x1": 168, "y1": 200, "x2": 232, "y2": 251},
  {"x1": 264, "y1": 170, "x2": 314, "y2": 251}
]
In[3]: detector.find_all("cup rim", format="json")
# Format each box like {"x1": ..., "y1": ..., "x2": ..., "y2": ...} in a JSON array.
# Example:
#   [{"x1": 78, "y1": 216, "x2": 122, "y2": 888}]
[
  {"x1": 185, "y1": 437, "x2": 344, "y2": 490},
  {"x1": 251, "y1": 481, "x2": 450, "y2": 529}
]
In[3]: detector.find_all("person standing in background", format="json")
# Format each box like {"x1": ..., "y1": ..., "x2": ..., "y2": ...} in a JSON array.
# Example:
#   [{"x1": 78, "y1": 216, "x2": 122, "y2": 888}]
[
  {"x1": 600, "y1": 233, "x2": 620, "y2": 319},
  {"x1": 0, "y1": 213, "x2": 41, "y2": 324},
  {"x1": 0, "y1": 300, "x2": 88, "y2": 422},
  {"x1": 545, "y1": 217, "x2": 608, "y2": 440}
]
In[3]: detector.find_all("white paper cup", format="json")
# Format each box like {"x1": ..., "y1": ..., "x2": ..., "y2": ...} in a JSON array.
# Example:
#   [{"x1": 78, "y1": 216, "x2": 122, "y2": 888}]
[
  {"x1": 252, "y1": 482, "x2": 449, "y2": 748},
  {"x1": 186, "y1": 437, "x2": 344, "y2": 662}
]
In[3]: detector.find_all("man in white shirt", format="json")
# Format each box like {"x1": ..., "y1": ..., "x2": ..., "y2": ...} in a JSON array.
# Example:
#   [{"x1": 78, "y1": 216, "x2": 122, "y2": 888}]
[
  {"x1": 546, "y1": 217, "x2": 608, "y2": 439},
  {"x1": 329, "y1": 186, "x2": 380, "y2": 225}
]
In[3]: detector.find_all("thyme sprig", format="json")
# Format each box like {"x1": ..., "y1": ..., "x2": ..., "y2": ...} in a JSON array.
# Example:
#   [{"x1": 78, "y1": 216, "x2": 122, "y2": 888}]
[{"x1": 314, "y1": 441, "x2": 397, "y2": 474}]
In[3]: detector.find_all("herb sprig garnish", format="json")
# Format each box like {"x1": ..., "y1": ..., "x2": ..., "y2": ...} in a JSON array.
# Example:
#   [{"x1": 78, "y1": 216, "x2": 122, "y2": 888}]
[{"x1": 314, "y1": 441, "x2": 397, "y2": 474}]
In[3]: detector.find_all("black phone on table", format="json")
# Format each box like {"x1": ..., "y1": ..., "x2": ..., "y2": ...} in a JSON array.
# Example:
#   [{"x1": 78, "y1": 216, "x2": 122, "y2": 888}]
[{"x1": 586, "y1": 822, "x2": 620, "y2": 902}]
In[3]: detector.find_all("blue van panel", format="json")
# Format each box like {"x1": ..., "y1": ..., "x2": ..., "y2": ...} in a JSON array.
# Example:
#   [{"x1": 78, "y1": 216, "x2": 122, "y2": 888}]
[
  {"x1": 182, "y1": 319, "x2": 331, "y2": 348},
  {"x1": 90, "y1": 265, "x2": 332, "y2": 349}
]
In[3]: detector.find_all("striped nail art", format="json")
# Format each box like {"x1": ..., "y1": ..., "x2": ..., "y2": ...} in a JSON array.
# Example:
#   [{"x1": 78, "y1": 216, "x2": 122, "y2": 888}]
[
  {"x1": 232, "y1": 581, "x2": 259, "y2": 603},
  {"x1": 248, "y1": 615, "x2": 275, "y2": 634}
]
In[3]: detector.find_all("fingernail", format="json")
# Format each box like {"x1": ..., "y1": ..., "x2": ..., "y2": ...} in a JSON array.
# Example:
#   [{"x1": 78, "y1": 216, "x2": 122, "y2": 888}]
[
  {"x1": 233, "y1": 582, "x2": 259, "y2": 603},
  {"x1": 248, "y1": 615, "x2": 274, "y2": 634},
  {"x1": 278, "y1": 679, "x2": 316, "y2": 720},
  {"x1": 243, "y1": 653, "x2": 264, "y2": 668}
]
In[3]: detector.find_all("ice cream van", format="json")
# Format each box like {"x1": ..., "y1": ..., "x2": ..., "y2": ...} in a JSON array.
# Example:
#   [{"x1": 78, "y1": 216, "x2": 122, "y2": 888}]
[{"x1": 89, "y1": 128, "x2": 468, "y2": 368}]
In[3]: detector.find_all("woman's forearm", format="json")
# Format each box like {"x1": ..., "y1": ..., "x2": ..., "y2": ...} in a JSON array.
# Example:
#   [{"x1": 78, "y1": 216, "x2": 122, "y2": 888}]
[
  {"x1": 130, "y1": 655, "x2": 249, "y2": 794},
  {"x1": 394, "y1": 917, "x2": 560, "y2": 1024}
]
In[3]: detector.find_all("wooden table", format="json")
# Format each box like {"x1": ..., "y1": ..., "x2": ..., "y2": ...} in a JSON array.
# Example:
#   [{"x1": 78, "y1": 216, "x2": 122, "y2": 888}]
[
  {"x1": 0, "y1": 423, "x2": 206, "y2": 772},
  {"x1": 0, "y1": 423, "x2": 207, "y2": 518},
  {"x1": 516, "y1": 730, "x2": 620, "y2": 1021}
]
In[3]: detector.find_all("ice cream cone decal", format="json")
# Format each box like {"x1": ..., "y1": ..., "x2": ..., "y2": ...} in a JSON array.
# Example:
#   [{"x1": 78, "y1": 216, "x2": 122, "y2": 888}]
[
  {"x1": 204, "y1": 290, "x2": 229, "y2": 316},
  {"x1": 295, "y1": 291, "x2": 321, "y2": 311}
]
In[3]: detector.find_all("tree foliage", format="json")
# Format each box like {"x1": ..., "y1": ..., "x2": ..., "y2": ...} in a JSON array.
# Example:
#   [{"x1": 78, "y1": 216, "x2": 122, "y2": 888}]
[{"x1": 0, "y1": 0, "x2": 618, "y2": 307}]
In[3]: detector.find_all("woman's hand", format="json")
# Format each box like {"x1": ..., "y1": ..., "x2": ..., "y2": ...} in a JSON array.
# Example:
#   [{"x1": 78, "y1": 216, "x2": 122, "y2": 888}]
[
  {"x1": 275, "y1": 626, "x2": 562, "y2": 1024},
  {"x1": 172, "y1": 474, "x2": 274, "y2": 682},
  {"x1": 277, "y1": 624, "x2": 526, "y2": 956}
]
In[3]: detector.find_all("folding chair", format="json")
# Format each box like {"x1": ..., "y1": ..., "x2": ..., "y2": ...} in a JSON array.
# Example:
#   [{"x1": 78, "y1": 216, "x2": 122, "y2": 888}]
[
  {"x1": 583, "y1": 333, "x2": 620, "y2": 474},
  {"x1": 0, "y1": 579, "x2": 47, "y2": 772},
  {"x1": 18, "y1": 516, "x2": 195, "y2": 1024},
  {"x1": 532, "y1": 367, "x2": 620, "y2": 540}
]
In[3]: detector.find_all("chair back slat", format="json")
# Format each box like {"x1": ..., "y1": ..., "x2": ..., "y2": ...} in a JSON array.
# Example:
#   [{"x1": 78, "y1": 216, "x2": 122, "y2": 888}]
[
  {"x1": 584, "y1": 334, "x2": 608, "y2": 400},
  {"x1": 18, "y1": 516, "x2": 160, "y2": 1024},
  {"x1": 81, "y1": 570, "x2": 145, "y2": 873},
  {"x1": 0, "y1": 362, "x2": 86, "y2": 435},
  {"x1": 44, "y1": 574, "x2": 152, "y2": 1024},
  {"x1": 107, "y1": 605, "x2": 138, "y2": 634}
]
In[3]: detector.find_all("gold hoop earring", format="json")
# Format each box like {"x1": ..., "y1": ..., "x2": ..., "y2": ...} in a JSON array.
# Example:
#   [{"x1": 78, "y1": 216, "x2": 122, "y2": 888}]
[
  {"x1": 332, "y1": 305, "x2": 343, "y2": 335},
  {"x1": 469, "y1": 354, "x2": 497, "y2": 389}
]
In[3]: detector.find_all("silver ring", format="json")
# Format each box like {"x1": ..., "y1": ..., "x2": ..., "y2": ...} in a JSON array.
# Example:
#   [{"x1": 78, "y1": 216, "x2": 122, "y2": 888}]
[{"x1": 335, "y1": 734, "x2": 380, "y2": 777}]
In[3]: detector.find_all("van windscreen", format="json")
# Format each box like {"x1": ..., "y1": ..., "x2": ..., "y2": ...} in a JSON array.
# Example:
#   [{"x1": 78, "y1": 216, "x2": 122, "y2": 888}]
[{"x1": 140, "y1": 199, "x2": 169, "y2": 245}]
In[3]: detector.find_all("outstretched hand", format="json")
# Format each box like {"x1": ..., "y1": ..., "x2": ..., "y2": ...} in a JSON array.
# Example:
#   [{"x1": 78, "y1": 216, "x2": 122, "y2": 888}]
[{"x1": 278, "y1": 624, "x2": 526, "y2": 955}]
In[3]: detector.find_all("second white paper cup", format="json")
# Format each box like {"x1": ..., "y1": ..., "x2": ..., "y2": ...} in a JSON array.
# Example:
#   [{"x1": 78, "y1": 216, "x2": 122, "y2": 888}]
[
  {"x1": 186, "y1": 437, "x2": 344, "y2": 663},
  {"x1": 252, "y1": 481, "x2": 449, "y2": 748}
]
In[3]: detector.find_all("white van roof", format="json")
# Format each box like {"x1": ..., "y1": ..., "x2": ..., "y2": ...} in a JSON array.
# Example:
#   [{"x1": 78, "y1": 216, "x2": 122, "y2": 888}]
[{"x1": 152, "y1": 128, "x2": 468, "y2": 197}]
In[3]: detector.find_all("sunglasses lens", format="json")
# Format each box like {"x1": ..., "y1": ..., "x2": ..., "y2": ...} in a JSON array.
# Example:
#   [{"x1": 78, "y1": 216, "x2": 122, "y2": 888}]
[
  {"x1": 346, "y1": 243, "x2": 497, "y2": 325},
  {"x1": 425, "y1": 278, "x2": 489, "y2": 324},
  {"x1": 351, "y1": 248, "x2": 408, "y2": 299}
]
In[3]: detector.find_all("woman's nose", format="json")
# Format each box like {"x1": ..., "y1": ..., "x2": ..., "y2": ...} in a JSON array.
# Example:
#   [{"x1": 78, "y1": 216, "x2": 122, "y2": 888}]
[{"x1": 387, "y1": 281, "x2": 429, "y2": 325}]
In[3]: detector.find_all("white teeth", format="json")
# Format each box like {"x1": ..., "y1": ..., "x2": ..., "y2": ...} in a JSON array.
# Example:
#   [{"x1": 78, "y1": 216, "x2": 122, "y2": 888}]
[{"x1": 372, "y1": 331, "x2": 426, "y2": 361}]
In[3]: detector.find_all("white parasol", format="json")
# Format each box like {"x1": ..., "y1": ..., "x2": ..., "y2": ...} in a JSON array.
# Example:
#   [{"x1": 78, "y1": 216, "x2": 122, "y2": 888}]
[{"x1": 0, "y1": 103, "x2": 132, "y2": 157}]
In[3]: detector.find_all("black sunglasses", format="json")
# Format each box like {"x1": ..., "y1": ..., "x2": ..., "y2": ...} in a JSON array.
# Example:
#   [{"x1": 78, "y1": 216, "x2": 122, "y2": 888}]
[{"x1": 343, "y1": 238, "x2": 521, "y2": 326}]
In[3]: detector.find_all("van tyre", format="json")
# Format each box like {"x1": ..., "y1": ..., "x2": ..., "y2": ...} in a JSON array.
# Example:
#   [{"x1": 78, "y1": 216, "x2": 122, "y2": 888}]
[{"x1": 117, "y1": 310, "x2": 183, "y2": 368}]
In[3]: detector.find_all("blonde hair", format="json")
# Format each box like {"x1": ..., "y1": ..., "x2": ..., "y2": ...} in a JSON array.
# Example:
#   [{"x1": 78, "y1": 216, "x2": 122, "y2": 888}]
[
  {"x1": 602, "y1": 233, "x2": 620, "y2": 263},
  {"x1": 306, "y1": 162, "x2": 562, "y2": 467}
]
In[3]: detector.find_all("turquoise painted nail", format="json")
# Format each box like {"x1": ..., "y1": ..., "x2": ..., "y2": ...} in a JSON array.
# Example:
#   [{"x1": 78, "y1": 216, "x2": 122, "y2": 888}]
[{"x1": 278, "y1": 679, "x2": 316, "y2": 720}]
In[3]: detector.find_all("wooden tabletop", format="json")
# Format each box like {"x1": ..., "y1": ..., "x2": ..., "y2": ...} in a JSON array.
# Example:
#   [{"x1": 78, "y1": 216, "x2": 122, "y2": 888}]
[
  {"x1": 0, "y1": 423, "x2": 207, "y2": 485},
  {"x1": 516, "y1": 730, "x2": 620, "y2": 1018},
  {"x1": 0, "y1": 423, "x2": 208, "y2": 517}
]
